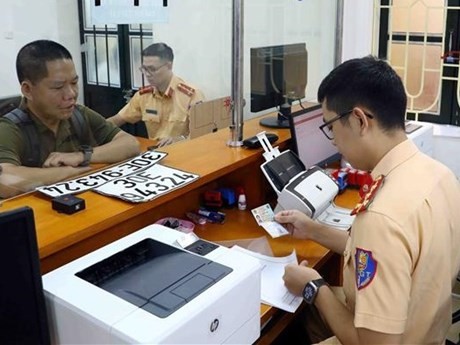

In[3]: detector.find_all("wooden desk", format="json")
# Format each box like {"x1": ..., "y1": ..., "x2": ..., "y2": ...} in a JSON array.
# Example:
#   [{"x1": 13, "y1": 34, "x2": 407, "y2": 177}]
[{"x1": 0, "y1": 112, "x2": 359, "y2": 343}]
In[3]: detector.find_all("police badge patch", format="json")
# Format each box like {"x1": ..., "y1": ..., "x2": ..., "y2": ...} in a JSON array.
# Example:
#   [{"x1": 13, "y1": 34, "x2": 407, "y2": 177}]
[{"x1": 355, "y1": 247, "x2": 377, "y2": 290}]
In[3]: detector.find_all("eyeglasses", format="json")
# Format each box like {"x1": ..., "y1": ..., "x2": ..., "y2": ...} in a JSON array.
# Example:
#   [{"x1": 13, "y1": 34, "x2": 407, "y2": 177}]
[
  {"x1": 319, "y1": 109, "x2": 374, "y2": 140},
  {"x1": 138, "y1": 62, "x2": 168, "y2": 76}
]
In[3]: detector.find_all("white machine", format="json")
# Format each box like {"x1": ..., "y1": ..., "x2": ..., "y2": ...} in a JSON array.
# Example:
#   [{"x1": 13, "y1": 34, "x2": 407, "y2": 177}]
[
  {"x1": 406, "y1": 120, "x2": 433, "y2": 156},
  {"x1": 257, "y1": 132, "x2": 354, "y2": 230},
  {"x1": 43, "y1": 225, "x2": 261, "y2": 344}
]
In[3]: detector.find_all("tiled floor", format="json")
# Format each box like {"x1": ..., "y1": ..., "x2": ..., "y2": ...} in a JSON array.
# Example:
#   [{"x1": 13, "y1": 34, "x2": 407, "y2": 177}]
[{"x1": 447, "y1": 278, "x2": 460, "y2": 344}]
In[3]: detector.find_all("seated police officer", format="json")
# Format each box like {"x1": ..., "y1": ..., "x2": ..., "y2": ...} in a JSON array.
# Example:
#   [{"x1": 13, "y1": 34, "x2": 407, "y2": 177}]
[
  {"x1": 107, "y1": 42, "x2": 205, "y2": 147},
  {"x1": 0, "y1": 40, "x2": 140, "y2": 198},
  {"x1": 276, "y1": 56, "x2": 460, "y2": 344}
]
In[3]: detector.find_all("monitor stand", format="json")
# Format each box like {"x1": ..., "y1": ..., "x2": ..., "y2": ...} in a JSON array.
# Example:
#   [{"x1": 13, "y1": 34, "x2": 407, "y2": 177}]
[{"x1": 259, "y1": 103, "x2": 291, "y2": 129}]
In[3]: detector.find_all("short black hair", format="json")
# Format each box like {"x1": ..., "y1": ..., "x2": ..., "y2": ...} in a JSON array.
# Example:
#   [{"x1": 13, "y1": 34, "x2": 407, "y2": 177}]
[
  {"x1": 142, "y1": 42, "x2": 174, "y2": 62},
  {"x1": 317, "y1": 55, "x2": 407, "y2": 131},
  {"x1": 16, "y1": 40, "x2": 73, "y2": 84}
]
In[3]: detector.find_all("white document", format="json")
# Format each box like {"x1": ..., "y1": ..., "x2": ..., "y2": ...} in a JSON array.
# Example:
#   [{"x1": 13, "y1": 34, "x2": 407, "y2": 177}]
[{"x1": 230, "y1": 246, "x2": 303, "y2": 313}]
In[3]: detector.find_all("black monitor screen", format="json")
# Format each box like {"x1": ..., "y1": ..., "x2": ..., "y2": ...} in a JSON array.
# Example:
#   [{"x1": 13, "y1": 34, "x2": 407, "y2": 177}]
[
  {"x1": 289, "y1": 103, "x2": 341, "y2": 169},
  {"x1": 0, "y1": 206, "x2": 50, "y2": 345},
  {"x1": 250, "y1": 43, "x2": 308, "y2": 113}
]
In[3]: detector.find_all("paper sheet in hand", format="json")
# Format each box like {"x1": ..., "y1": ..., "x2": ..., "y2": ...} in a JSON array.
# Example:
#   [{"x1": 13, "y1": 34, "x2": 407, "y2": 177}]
[{"x1": 230, "y1": 246, "x2": 303, "y2": 313}]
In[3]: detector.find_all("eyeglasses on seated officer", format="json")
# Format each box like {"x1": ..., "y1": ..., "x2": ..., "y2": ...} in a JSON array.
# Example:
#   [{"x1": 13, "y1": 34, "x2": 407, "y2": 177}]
[{"x1": 138, "y1": 63, "x2": 168, "y2": 76}]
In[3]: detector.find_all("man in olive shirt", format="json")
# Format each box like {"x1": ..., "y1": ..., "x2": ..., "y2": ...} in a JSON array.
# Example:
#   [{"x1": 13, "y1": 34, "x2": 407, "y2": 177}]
[{"x1": 0, "y1": 40, "x2": 140, "y2": 198}]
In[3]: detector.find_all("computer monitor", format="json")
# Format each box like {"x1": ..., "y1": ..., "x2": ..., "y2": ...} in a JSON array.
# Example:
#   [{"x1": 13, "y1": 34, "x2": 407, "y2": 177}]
[
  {"x1": 289, "y1": 103, "x2": 341, "y2": 169},
  {"x1": 0, "y1": 206, "x2": 51, "y2": 345},
  {"x1": 250, "y1": 43, "x2": 308, "y2": 128}
]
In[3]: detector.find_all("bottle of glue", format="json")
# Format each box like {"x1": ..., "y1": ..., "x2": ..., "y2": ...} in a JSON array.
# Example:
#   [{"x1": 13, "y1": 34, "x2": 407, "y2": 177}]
[{"x1": 237, "y1": 187, "x2": 247, "y2": 211}]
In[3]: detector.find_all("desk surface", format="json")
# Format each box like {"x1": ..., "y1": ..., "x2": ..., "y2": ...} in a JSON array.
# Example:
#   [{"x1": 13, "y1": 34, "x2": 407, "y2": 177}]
[
  {"x1": 1, "y1": 117, "x2": 288, "y2": 264},
  {"x1": 0, "y1": 108, "x2": 360, "y2": 342}
]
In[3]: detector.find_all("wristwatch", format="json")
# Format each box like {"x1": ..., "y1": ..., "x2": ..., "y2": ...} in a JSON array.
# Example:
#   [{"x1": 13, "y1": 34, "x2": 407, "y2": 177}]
[
  {"x1": 79, "y1": 145, "x2": 93, "y2": 166},
  {"x1": 302, "y1": 278, "x2": 328, "y2": 305}
]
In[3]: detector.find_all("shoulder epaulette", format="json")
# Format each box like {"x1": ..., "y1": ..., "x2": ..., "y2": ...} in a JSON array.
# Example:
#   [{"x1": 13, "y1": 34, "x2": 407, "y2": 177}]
[
  {"x1": 139, "y1": 86, "x2": 154, "y2": 95},
  {"x1": 177, "y1": 83, "x2": 195, "y2": 97},
  {"x1": 351, "y1": 175, "x2": 385, "y2": 215}
]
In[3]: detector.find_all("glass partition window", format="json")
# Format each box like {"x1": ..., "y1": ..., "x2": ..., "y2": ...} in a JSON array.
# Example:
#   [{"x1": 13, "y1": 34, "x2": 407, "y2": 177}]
[
  {"x1": 79, "y1": 0, "x2": 336, "y2": 119},
  {"x1": 150, "y1": 0, "x2": 337, "y2": 119},
  {"x1": 84, "y1": 34, "x2": 121, "y2": 87},
  {"x1": 130, "y1": 36, "x2": 154, "y2": 89}
]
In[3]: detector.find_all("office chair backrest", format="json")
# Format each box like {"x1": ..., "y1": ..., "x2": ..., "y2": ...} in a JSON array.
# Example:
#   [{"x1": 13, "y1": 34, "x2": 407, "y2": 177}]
[{"x1": 0, "y1": 95, "x2": 22, "y2": 116}]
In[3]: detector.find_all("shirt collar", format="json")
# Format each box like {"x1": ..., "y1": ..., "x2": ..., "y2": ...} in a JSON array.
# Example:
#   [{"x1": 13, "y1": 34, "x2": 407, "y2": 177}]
[
  {"x1": 154, "y1": 75, "x2": 179, "y2": 98},
  {"x1": 19, "y1": 100, "x2": 71, "y2": 136},
  {"x1": 371, "y1": 139, "x2": 419, "y2": 179}
]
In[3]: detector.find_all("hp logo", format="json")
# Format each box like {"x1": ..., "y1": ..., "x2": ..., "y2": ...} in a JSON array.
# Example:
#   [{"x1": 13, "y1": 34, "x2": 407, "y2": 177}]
[{"x1": 209, "y1": 318, "x2": 220, "y2": 333}]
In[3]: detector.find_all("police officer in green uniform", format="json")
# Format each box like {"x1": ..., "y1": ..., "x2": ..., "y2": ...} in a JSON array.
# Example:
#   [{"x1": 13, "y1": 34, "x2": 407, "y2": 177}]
[
  {"x1": 107, "y1": 42, "x2": 205, "y2": 147},
  {"x1": 0, "y1": 40, "x2": 140, "y2": 198}
]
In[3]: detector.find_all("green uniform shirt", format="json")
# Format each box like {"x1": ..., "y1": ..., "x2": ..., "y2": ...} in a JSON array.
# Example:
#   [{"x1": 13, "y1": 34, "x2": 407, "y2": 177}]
[{"x1": 0, "y1": 103, "x2": 121, "y2": 166}]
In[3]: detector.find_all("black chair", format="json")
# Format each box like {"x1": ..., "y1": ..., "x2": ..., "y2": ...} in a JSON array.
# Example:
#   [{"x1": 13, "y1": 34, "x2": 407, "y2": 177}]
[
  {"x1": 447, "y1": 272, "x2": 460, "y2": 345},
  {"x1": 0, "y1": 95, "x2": 22, "y2": 116}
]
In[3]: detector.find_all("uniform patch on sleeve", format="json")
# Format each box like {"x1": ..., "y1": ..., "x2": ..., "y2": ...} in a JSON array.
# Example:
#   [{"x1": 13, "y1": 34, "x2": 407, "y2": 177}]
[{"x1": 355, "y1": 248, "x2": 377, "y2": 290}]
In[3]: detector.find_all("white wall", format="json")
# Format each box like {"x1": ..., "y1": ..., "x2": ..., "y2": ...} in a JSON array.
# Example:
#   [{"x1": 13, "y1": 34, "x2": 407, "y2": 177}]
[
  {"x1": 0, "y1": 0, "x2": 82, "y2": 101},
  {"x1": 341, "y1": 0, "x2": 373, "y2": 62}
]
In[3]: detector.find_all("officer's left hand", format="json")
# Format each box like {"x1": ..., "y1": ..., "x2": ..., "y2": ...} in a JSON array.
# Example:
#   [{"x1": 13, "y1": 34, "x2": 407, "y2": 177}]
[{"x1": 283, "y1": 260, "x2": 322, "y2": 296}]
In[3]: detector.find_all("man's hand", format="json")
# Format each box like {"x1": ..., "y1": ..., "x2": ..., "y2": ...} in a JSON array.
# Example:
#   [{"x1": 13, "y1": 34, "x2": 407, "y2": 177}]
[
  {"x1": 0, "y1": 164, "x2": 91, "y2": 198},
  {"x1": 157, "y1": 135, "x2": 186, "y2": 148},
  {"x1": 43, "y1": 151, "x2": 85, "y2": 168}
]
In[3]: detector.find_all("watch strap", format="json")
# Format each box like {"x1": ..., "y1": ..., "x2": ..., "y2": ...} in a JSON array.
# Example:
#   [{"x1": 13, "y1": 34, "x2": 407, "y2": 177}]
[
  {"x1": 79, "y1": 145, "x2": 93, "y2": 166},
  {"x1": 303, "y1": 278, "x2": 328, "y2": 305}
]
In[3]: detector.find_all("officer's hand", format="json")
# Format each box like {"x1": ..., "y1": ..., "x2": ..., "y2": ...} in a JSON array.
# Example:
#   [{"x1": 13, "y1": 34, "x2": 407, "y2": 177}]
[
  {"x1": 43, "y1": 151, "x2": 86, "y2": 168},
  {"x1": 274, "y1": 209, "x2": 316, "y2": 240},
  {"x1": 283, "y1": 261, "x2": 321, "y2": 296}
]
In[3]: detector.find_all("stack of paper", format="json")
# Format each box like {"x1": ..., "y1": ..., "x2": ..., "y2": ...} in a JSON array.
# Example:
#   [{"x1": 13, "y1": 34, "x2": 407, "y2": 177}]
[{"x1": 230, "y1": 246, "x2": 303, "y2": 313}]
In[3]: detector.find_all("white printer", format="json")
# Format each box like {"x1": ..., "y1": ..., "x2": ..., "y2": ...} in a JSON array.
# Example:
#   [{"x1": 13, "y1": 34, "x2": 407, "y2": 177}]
[
  {"x1": 43, "y1": 225, "x2": 261, "y2": 344},
  {"x1": 405, "y1": 120, "x2": 433, "y2": 156}
]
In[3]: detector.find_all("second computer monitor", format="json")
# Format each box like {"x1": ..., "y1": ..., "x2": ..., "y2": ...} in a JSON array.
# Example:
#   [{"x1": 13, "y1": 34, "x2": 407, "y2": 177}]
[
  {"x1": 251, "y1": 43, "x2": 308, "y2": 128},
  {"x1": 289, "y1": 103, "x2": 341, "y2": 169}
]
